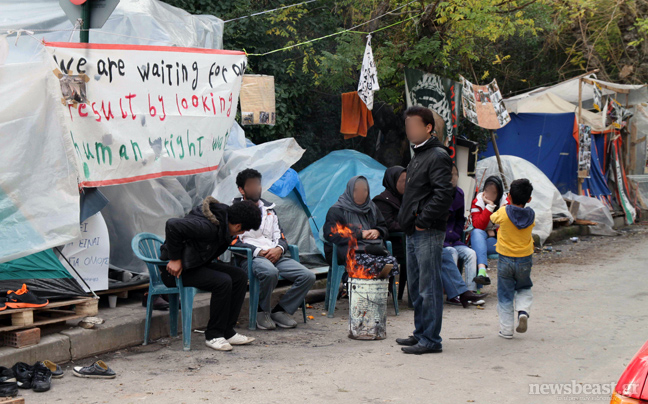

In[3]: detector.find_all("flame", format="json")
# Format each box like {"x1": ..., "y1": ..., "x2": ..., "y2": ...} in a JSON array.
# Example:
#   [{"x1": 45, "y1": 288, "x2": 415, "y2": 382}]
[{"x1": 330, "y1": 223, "x2": 373, "y2": 279}]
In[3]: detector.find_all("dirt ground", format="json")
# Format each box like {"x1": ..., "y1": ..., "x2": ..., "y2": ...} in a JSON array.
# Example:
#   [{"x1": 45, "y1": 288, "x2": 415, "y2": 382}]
[{"x1": 21, "y1": 226, "x2": 648, "y2": 403}]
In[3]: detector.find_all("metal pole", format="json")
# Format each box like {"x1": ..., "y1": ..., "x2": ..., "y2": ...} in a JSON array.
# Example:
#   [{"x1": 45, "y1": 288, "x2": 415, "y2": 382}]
[
  {"x1": 490, "y1": 130, "x2": 508, "y2": 190},
  {"x1": 80, "y1": 0, "x2": 90, "y2": 43}
]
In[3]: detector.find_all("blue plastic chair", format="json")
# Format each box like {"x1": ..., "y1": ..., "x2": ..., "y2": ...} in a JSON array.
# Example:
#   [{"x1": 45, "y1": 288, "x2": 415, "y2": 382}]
[
  {"x1": 230, "y1": 244, "x2": 308, "y2": 330},
  {"x1": 132, "y1": 232, "x2": 208, "y2": 351},
  {"x1": 324, "y1": 240, "x2": 399, "y2": 318}
]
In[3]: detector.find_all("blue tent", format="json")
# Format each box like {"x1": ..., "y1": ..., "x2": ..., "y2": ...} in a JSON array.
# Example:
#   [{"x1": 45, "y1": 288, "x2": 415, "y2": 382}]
[
  {"x1": 299, "y1": 150, "x2": 387, "y2": 255},
  {"x1": 484, "y1": 112, "x2": 578, "y2": 194}
]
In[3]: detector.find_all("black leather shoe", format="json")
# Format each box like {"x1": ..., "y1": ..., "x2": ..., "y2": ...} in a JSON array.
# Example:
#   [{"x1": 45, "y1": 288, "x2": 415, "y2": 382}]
[
  {"x1": 401, "y1": 344, "x2": 443, "y2": 355},
  {"x1": 395, "y1": 336, "x2": 419, "y2": 346},
  {"x1": 459, "y1": 291, "x2": 487, "y2": 308}
]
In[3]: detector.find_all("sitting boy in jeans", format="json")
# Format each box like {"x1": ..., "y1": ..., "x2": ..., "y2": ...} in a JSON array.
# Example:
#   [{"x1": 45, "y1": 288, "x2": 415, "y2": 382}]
[{"x1": 489, "y1": 178, "x2": 535, "y2": 339}]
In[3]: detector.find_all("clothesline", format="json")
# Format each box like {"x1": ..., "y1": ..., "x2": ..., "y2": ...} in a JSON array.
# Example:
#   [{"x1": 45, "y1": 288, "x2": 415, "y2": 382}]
[{"x1": 224, "y1": 0, "x2": 318, "y2": 23}]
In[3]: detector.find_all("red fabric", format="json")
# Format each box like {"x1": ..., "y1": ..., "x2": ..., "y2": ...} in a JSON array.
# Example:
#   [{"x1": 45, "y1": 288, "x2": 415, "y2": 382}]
[
  {"x1": 340, "y1": 91, "x2": 374, "y2": 139},
  {"x1": 470, "y1": 198, "x2": 494, "y2": 231}
]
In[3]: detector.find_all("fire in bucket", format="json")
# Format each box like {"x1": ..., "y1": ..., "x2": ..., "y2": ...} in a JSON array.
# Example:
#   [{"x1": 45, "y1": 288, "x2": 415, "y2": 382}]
[{"x1": 329, "y1": 223, "x2": 399, "y2": 340}]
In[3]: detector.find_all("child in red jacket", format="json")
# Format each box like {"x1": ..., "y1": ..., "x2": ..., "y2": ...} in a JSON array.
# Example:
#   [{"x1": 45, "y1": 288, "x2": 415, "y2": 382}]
[{"x1": 470, "y1": 175, "x2": 505, "y2": 286}]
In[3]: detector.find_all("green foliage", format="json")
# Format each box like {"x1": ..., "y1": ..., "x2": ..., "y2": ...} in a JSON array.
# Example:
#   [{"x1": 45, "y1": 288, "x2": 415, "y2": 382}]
[{"x1": 165, "y1": 0, "x2": 646, "y2": 169}]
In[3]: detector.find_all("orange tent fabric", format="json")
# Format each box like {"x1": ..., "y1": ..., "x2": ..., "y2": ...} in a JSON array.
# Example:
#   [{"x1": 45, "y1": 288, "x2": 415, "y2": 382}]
[{"x1": 340, "y1": 91, "x2": 374, "y2": 139}]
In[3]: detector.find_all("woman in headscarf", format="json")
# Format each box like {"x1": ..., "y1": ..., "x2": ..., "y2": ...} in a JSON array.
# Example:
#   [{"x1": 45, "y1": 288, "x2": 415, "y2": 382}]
[{"x1": 323, "y1": 176, "x2": 388, "y2": 265}]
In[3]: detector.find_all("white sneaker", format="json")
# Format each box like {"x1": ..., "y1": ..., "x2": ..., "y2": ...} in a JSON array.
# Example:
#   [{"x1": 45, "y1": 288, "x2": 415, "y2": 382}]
[
  {"x1": 516, "y1": 313, "x2": 528, "y2": 333},
  {"x1": 205, "y1": 337, "x2": 233, "y2": 351},
  {"x1": 498, "y1": 331, "x2": 513, "y2": 339},
  {"x1": 227, "y1": 333, "x2": 255, "y2": 345}
]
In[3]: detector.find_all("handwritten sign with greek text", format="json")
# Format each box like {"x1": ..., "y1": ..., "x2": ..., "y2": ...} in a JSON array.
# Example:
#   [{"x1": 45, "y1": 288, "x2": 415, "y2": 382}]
[{"x1": 45, "y1": 42, "x2": 247, "y2": 187}]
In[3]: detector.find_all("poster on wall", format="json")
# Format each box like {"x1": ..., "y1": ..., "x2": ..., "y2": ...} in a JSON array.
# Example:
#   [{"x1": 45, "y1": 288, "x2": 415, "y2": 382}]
[
  {"x1": 240, "y1": 74, "x2": 276, "y2": 125},
  {"x1": 404, "y1": 68, "x2": 461, "y2": 146},
  {"x1": 578, "y1": 124, "x2": 592, "y2": 178},
  {"x1": 45, "y1": 42, "x2": 247, "y2": 187},
  {"x1": 59, "y1": 212, "x2": 110, "y2": 292},
  {"x1": 460, "y1": 76, "x2": 510, "y2": 130}
]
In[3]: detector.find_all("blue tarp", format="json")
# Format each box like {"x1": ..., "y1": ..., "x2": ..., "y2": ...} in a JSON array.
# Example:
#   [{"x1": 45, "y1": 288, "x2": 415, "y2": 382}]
[
  {"x1": 299, "y1": 150, "x2": 387, "y2": 255},
  {"x1": 485, "y1": 113, "x2": 578, "y2": 194},
  {"x1": 583, "y1": 133, "x2": 613, "y2": 204}
]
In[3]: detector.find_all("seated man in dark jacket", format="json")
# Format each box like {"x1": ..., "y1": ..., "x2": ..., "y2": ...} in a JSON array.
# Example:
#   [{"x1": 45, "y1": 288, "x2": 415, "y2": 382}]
[{"x1": 160, "y1": 197, "x2": 262, "y2": 352}]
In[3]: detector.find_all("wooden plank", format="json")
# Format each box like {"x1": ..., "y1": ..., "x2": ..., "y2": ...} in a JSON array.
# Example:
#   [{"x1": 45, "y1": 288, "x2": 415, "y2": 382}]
[
  {"x1": 10, "y1": 311, "x2": 32, "y2": 327},
  {"x1": 0, "y1": 297, "x2": 94, "y2": 317},
  {"x1": 0, "y1": 397, "x2": 25, "y2": 404},
  {"x1": 75, "y1": 299, "x2": 99, "y2": 316},
  {"x1": 0, "y1": 313, "x2": 86, "y2": 333}
]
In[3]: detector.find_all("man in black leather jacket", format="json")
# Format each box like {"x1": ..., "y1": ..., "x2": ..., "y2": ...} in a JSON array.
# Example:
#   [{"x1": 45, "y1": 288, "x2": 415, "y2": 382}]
[
  {"x1": 159, "y1": 197, "x2": 261, "y2": 351},
  {"x1": 395, "y1": 106, "x2": 455, "y2": 355}
]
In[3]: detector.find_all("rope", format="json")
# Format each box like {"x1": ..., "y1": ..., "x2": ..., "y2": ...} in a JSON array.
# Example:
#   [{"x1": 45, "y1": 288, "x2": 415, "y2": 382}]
[{"x1": 225, "y1": 0, "x2": 318, "y2": 23}]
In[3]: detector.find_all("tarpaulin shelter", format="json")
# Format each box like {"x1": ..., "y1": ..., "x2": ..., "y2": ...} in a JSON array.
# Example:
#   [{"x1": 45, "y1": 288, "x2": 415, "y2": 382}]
[
  {"x1": 0, "y1": 250, "x2": 85, "y2": 299},
  {"x1": 485, "y1": 112, "x2": 579, "y2": 194},
  {"x1": 299, "y1": 150, "x2": 387, "y2": 255}
]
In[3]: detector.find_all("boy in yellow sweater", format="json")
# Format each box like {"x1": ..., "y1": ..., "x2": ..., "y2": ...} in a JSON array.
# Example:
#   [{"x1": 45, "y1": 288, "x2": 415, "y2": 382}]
[{"x1": 490, "y1": 178, "x2": 535, "y2": 339}]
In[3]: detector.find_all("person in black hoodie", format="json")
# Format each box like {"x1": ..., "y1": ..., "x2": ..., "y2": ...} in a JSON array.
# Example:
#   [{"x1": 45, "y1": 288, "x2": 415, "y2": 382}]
[
  {"x1": 373, "y1": 166, "x2": 408, "y2": 300},
  {"x1": 159, "y1": 197, "x2": 262, "y2": 352},
  {"x1": 395, "y1": 106, "x2": 454, "y2": 355}
]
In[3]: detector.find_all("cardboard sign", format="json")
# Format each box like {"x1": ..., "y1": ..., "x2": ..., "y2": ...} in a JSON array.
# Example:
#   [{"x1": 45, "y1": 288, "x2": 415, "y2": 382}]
[
  {"x1": 45, "y1": 42, "x2": 247, "y2": 187},
  {"x1": 240, "y1": 74, "x2": 276, "y2": 125},
  {"x1": 59, "y1": 212, "x2": 110, "y2": 292}
]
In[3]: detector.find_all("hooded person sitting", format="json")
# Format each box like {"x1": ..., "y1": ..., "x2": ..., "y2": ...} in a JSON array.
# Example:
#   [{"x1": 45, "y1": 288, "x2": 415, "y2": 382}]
[
  {"x1": 470, "y1": 175, "x2": 506, "y2": 286},
  {"x1": 160, "y1": 197, "x2": 261, "y2": 352}
]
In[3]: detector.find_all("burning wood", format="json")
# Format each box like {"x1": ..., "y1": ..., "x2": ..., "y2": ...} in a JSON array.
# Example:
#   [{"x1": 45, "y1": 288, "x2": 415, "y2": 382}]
[{"x1": 329, "y1": 223, "x2": 398, "y2": 279}]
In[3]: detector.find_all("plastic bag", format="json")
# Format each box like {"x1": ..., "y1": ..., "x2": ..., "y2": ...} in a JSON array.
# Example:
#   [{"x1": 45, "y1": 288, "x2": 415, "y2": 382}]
[{"x1": 563, "y1": 191, "x2": 617, "y2": 236}]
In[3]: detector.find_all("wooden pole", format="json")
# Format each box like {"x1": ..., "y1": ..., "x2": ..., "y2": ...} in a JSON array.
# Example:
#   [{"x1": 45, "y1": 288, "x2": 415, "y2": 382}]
[
  {"x1": 490, "y1": 130, "x2": 508, "y2": 190},
  {"x1": 577, "y1": 78, "x2": 584, "y2": 195}
]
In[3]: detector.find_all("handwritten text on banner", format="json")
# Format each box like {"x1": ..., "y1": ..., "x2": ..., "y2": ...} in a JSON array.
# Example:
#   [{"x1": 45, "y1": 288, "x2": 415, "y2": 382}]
[{"x1": 45, "y1": 42, "x2": 247, "y2": 187}]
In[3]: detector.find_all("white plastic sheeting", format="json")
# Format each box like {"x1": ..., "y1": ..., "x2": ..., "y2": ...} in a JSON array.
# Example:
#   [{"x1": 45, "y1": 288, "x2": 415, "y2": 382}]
[
  {"x1": 563, "y1": 192, "x2": 617, "y2": 236},
  {"x1": 476, "y1": 156, "x2": 573, "y2": 245},
  {"x1": 0, "y1": 61, "x2": 80, "y2": 263},
  {"x1": 0, "y1": 0, "x2": 224, "y2": 64},
  {"x1": 211, "y1": 138, "x2": 305, "y2": 204}
]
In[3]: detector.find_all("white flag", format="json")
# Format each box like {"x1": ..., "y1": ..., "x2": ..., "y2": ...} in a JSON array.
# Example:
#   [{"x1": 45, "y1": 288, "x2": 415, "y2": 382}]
[{"x1": 358, "y1": 35, "x2": 379, "y2": 110}]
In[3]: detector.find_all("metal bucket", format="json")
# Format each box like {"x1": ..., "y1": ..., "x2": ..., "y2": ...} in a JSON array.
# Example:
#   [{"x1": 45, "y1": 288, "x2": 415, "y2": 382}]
[{"x1": 348, "y1": 277, "x2": 388, "y2": 340}]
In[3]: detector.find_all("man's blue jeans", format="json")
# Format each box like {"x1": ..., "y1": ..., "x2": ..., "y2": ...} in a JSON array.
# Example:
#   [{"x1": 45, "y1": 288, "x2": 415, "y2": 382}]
[
  {"x1": 406, "y1": 229, "x2": 445, "y2": 349},
  {"x1": 497, "y1": 254, "x2": 533, "y2": 335},
  {"x1": 441, "y1": 248, "x2": 468, "y2": 300},
  {"x1": 471, "y1": 228, "x2": 497, "y2": 267}
]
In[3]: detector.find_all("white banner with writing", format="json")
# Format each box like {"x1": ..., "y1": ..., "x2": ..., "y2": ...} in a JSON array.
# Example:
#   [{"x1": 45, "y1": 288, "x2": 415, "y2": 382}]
[{"x1": 45, "y1": 42, "x2": 247, "y2": 187}]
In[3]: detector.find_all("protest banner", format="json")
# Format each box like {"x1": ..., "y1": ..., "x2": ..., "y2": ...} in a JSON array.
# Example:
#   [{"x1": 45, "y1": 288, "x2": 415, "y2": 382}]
[
  {"x1": 460, "y1": 76, "x2": 510, "y2": 130},
  {"x1": 45, "y1": 42, "x2": 247, "y2": 187},
  {"x1": 404, "y1": 68, "x2": 461, "y2": 150}
]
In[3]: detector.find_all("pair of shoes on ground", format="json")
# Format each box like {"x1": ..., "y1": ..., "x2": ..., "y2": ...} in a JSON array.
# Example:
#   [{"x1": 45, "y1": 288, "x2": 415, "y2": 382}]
[
  {"x1": 0, "y1": 284, "x2": 49, "y2": 311},
  {"x1": 499, "y1": 311, "x2": 529, "y2": 339},
  {"x1": 257, "y1": 311, "x2": 297, "y2": 330},
  {"x1": 395, "y1": 336, "x2": 443, "y2": 355},
  {"x1": 6, "y1": 360, "x2": 61, "y2": 394},
  {"x1": 73, "y1": 360, "x2": 116, "y2": 379},
  {"x1": 205, "y1": 333, "x2": 256, "y2": 351}
]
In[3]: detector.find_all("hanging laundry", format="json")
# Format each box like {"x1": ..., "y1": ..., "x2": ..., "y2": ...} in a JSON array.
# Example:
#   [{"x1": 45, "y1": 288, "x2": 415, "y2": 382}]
[
  {"x1": 357, "y1": 35, "x2": 379, "y2": 110},
  {"x1": 340, "y1": 91, "x2": 374, "y2": 139},
  {"x1": 240, "y1": 74, "x2": 276, "y2": 125}
]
